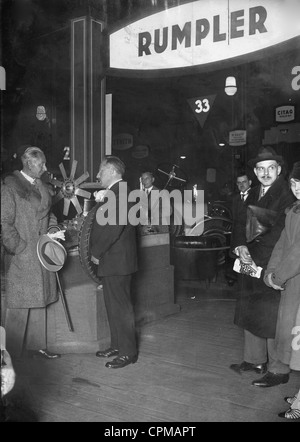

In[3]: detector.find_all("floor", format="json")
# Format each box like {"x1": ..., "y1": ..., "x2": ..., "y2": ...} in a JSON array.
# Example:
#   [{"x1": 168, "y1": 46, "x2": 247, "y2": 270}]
[{"x1": 2, "y1": 274, "x2": 300, "y2": 423}]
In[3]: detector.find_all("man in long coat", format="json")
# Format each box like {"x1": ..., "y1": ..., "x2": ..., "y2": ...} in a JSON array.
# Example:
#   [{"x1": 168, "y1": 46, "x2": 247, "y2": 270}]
[
  {"x1": 266, "y1": 162, "x2": 300, "y2": 419},
  {"x1": 1, "y1": 146, "x2": 63, "y2": 359},
  {"x1": 230, "y1": 146, "x2": 295, "y2": 387}
]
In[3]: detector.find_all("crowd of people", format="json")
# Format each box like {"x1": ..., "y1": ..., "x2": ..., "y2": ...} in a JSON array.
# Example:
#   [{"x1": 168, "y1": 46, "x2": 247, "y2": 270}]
[{"x1": 1, "y1": 144, "x2": 299, "y2": 421}]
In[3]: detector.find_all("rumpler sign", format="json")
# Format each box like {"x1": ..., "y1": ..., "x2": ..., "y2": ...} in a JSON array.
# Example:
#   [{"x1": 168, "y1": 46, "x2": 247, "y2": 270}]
[{"x1": 109, "y1": 0, "x2": 300, "y2": 72}]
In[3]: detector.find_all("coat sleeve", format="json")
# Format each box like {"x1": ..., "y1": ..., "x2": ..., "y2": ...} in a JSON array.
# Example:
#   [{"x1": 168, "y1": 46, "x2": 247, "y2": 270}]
[
  {"x1": 264, "y1": 228, "x2": 287, "y2": 286},
  {"x1": 231, "y1": 201, "x2": 248, "y2": 250},
  {"x1": 1, "y1": 185, "x2": 27, "y2": 255},
  {"x1": 271, "y1": 236, "x2": 300, "y2": 287}
]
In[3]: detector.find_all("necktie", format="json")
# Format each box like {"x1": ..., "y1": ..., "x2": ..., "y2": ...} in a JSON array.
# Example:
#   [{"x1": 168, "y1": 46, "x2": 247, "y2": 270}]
[{"x1": 259, "y1": 187, "x2": 265, "y2": 201}]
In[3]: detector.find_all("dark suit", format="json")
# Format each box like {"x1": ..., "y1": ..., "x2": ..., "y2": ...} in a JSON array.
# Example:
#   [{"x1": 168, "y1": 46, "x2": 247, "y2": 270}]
[
  {"x1": 231, "y1": 175, "x2": 295, "y2": 338},
  {"x1": 145, "y1": 185, "x2": 160, "y2": 224},
  {"x1": 232, "y1": 191, "x2": 250, "y2": 225},
  {"x1": 90, "y1": 181, "x2": 138, "y2": 357}
]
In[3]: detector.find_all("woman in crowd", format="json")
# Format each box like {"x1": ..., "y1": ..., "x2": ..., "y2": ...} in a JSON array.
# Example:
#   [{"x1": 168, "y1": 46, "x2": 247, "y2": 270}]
[{"x1": 264, "y1": 161, "x2": 300, "y2": 420}]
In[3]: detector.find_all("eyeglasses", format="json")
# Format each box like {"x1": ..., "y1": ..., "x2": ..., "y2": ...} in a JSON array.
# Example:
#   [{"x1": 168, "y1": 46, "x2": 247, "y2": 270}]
[{"x1": 256, "y1": 165, "x2": 278, "y2": 174}]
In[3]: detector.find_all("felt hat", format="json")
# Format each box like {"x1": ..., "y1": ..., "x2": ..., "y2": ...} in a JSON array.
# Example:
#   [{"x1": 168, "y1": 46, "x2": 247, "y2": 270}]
[
  {"x1": 290, "y1": 162, "x2": 300, "y2": 181},
  {"x1": 248, "y1": 146, "x2": 283, "y2": 168},
  {"x1": 37, "y1": 234, "x2": 67, "y2": 272}
]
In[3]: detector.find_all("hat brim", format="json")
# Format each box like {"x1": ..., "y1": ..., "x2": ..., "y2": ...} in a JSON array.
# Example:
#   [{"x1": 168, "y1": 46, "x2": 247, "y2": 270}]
[
  {"x1": 248, "y1": 155, "x2": 283, "y2": 168},
  {"x1": 37, "y1": 234, "x2": 67, "y2": 272}
]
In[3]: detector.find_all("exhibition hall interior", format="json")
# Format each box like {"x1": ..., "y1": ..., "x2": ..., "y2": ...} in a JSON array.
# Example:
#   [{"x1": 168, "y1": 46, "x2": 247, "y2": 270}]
[{"x1": 1, "y1": 0, "x2": 300, "y2": 423}]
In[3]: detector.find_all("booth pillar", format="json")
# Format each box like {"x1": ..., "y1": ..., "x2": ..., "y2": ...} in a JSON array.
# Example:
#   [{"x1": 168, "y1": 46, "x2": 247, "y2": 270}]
[{"x1": 70, "y1": 15, "x2": 106, "y2": 180}]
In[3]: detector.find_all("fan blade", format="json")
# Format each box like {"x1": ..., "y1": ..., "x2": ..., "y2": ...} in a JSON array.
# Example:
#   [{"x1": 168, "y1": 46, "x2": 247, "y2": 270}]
[
  {"x1": 59, "y1": 163, "x2": 68, "y2": 181},
  {"x1": 52, "y1": 191, "x2": 64, "y2": 205},
  {"x1": 157, "y1": 168, "x2": 170, "y2": 177},
  {"x1": 75, "y1": 188, "x2": 91, "y2": 199},
  {"x1": 49, "y1": 178, "x2": 63, "y2": 188},
  {"x1": 70, "y1": 160, "x2": 78, "y2": 180},
  {"x1": 173, "y1": 176, "x2": 187, "y2": 183},
  {"x1": 63, "y1": 198, "x2": 71, "y2": 216},
  {"x1": 71, "y1": 196, "x2": 82, "y2": 215},
  {"x1": 75, "y1": 171, "x2": 90, "y2": 186}
]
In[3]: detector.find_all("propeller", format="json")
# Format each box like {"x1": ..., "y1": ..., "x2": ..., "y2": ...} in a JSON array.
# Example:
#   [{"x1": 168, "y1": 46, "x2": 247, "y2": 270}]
[
  {"x1": 50, "y1": 161, "x2": 92, "y2": 217},
  {"x1": 157, "y1": 164, "x2": 188, "y2": 189}
]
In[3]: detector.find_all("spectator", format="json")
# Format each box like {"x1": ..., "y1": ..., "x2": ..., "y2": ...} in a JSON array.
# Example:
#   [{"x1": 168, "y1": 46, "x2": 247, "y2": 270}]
[{"x1": 230, "y1": 147, "x2": 295, "y2": 387}]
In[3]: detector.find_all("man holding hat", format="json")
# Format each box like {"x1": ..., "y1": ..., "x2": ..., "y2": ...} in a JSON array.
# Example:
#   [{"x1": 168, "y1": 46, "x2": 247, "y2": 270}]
[
  {"x1": 1, "y1": 146, "x2": 65, "y2": 359},
  {"x1": 230, "y1": 146, "x2": 295, "y2": 387}
]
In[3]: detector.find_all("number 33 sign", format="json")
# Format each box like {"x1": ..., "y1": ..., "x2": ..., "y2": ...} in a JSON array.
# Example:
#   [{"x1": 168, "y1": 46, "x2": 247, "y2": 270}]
[{"x1": 187, "y1": 95, "x2": 216, "y2": 128}]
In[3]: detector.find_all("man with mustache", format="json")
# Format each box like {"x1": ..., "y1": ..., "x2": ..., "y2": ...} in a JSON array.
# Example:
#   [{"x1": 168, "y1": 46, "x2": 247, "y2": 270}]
[{"x1": 230, "y1": 147, "x2": 295, "y2": 388}]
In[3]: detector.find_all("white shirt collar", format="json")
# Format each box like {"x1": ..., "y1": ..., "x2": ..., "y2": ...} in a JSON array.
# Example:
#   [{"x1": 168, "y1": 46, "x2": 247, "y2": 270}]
[
  {"x1": 261, "y1": 185, "x2": 271, "y2": 194},
  {"x1": 145, "y1": 186, "x2": 153, "y2": 193},
  {"x1": 20, "y1": 170, "x2": 35, "y2": 184},
  {"x1": 240, "y1": 189, "x2": 250, "y2": 196},
  {"x1": 107, "y1": 179, "x2": 122, "y2": 190}
]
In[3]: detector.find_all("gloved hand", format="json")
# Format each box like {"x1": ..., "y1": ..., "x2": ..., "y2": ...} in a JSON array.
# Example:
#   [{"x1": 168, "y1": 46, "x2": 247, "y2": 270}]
[
  {"x1": 266, "y1": 273, "x2": 284, "y2": 291},
  {"x1": 47, "y1": 230, "x2": 66, "y2": 241},
  {"x1": 235, "y1": 245, "x2": 253, "y2": 265},
  {"x1": 1, "y1": 350, "x2": 16, "y2": 397},
  {"x1": 91, "y1": 255, "x2": 99, "y2": 265}
]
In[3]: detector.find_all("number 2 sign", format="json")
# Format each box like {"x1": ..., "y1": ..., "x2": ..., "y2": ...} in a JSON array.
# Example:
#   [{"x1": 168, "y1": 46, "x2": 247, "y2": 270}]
[{"x1": 188, "y1": 95, "x2": 216, "y2": 128}]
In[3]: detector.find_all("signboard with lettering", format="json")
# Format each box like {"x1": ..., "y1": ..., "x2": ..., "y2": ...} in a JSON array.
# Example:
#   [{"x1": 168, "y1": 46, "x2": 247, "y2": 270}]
[
  {"x1": 132, "y1": 145, "x2": 149, "y2": 159},
  {"x1": 187, "y1": 95, "x2": 216, "y2": 128},
  {"x1": 112, "y1": 133, "x2": 133, "y2": 151},
  {"x1": 110, "y1": 0, "x2": 300, "y2": 72},
  {"x1": 229, "y1": 130, "x2": 247, "y2": 146},
  {"x1": 275, "y1": 105, "x2": 295, "y2": 123}
]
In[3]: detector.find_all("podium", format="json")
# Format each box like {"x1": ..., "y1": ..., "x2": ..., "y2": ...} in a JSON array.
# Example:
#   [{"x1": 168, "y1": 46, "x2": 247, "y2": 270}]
[
  {"x1": 133, "y1": 233, "x2": 180, "y2": 325},
  {"x1": 47, "y1": 233, "x2": 179, "y2": 354},
  {"x1": 47, "y1": 253, "x2": 110, "y2": 354}
]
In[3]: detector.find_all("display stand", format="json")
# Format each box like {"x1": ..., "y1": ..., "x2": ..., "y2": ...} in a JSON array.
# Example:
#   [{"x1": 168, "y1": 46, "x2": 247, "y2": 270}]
[
  {"x1": 47, "y1": 233, "x2": 179, "y2": 354},
  {"x1": 47, "y1": 253, "x2": 110, "y2": 354},
  {"x1": 132, "y1": 233, "x2": 180, "y2": 326}
]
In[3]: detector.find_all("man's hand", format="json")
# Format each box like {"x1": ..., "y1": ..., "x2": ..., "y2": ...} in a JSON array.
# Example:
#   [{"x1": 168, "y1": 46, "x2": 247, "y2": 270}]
[
  {"x1": 236, "y1": 246, "x2": 253, "y2": 265},
  {"x1": 48, "y1": 230, "x2": 66, "y2": 241},
  {"x1": 1, "y1": 350, "x2": 16, "y2": 397},
  {"x1": 91, "y1": 255, "x2": 99, "y2": 265},
  {"x1": 266, "y1": 273, "x2": 284, "y2": 291}
]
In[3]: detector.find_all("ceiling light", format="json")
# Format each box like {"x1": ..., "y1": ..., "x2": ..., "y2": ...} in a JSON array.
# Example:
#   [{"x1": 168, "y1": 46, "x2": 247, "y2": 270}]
[{"x1": 225, "y1": 76, "x2": 237, "y2": 96}]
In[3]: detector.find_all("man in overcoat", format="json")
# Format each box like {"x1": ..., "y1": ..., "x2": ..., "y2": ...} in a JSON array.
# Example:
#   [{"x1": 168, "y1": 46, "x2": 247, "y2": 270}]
[
  {"x1": 1, "y1": 146, "x2": 63, "y2": 359},
  {"x1": 90, "y1": 156, "x2": 138, "y2": 369},
  {"x1": 230, "y1": 146, "x2": 295, "y2": 387}
]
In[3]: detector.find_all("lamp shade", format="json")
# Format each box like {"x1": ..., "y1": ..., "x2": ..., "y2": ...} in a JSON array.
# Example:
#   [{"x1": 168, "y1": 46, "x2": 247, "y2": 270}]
[
  {"x1": 225, "y1": 76, "x2": 237, "y2": 96},
  {"x1": 36, "y1": 106, "x2": 47, "y2": 121}
]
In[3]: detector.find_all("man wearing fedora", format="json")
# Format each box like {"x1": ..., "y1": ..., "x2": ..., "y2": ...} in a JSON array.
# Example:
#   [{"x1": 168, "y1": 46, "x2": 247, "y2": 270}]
[
  {"x1": 230, "y1": 146, "x2": 295, "y2": 388},
  {"x1": 1, "y1": 146, "x2": 64, "y2": 359}
]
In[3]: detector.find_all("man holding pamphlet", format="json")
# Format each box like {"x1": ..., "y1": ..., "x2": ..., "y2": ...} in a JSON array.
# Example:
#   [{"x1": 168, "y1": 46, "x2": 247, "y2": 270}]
[{"x1": 230, "y1": 147, "x2": 295, "y2": 388}]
